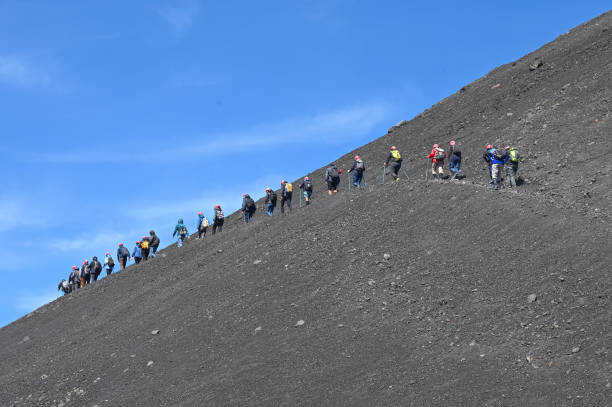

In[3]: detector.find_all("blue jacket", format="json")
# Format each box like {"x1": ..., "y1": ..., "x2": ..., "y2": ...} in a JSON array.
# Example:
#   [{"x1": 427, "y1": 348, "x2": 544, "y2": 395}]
[
  {"x1": 197, "y1": 214, "x2": 206, "y2": 230},
  {"x1": 490, "y1": 150, "x2": 508, "y2": 165},
  {"x1": 132, "y1": 245, "x2": 142, "y2": 259},
  {"x1": 173, "y1": 223, "x2": 188, "y2": 238}
]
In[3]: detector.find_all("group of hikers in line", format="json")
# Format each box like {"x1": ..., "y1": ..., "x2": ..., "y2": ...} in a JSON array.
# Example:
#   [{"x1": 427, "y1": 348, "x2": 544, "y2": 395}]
[{"x1": 58, "y1": 142, "x2": 521, "y2": 295}]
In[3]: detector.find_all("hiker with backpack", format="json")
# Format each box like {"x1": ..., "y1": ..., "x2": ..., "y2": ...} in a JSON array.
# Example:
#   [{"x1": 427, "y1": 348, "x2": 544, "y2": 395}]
[
  {"x1": 140, "y1": 236, "x2": 150, "y2": 260},
  {"x1": 104, "y1": 252, "x2": 115, "y2": 276},
  {"x1": 483, "y1": 144, "x2": 495, "y2": 182},
  {"x1": 90, "y1": 256, "x2": 102, "y2": 282},
  {"x1": 349, "y1": 155, "x2": 365, "y2": 187},
  {"x1": 242, "y1": 194, "x2": 257, "y2": 224},
  {"x1": 132, "y1": 241, "x2": 143, "y2": 263},
  {"x1": 117, "y1": 243, "x2": 131, "y2": 270},
  {"x1": 299, "y1": 176, "x2": 313, "y2": 205},
  {"x1": 280, "y1": 181, "x2": 292, "y2": 214},
  {"x1": 69, "y1": 265, "x2": 80, "y2": 291},
  {"x1": 428, "y1": 144, "x2": 447, "y2": 179},
  {"x1": 448, "y1": 141, "x2": 462, "y2": 179},
  {"x1": 80, "y1": 260, "x2": 91, "y2": 287},
  {"x1": 172, "y1": 218, "x2": 189, "y2": 247},
  {"x1": 212, "y1": 205, "x2": 224, "y2": 234},
  {"x1": 265, "y1": 188, "x2": 277, "y2": 216},
  {"x1": 149, "y1": 230, "x2": 160, "y2": 258},
  {"x1": 504, "y1": 146, "x2": 520, "y2": 187},
  {"x1": 384, "y1": 146, "x2": 403, "y2": 181},
  {"x1": 325, "y1": 163, "x2": 341, "y2": 195},
  {"x1": 197, "y1": 211, "x2": 209, "y2": 238},
  {"x1": 488, "y1": 147, "x2": 508, "y2": 190},
  {"x1": 58, "y1": 279, "x2": 71, "y2": 295}
]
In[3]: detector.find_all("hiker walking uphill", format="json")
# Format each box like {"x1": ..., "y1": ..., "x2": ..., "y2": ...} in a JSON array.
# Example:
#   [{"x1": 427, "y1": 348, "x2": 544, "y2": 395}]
[
  {"x1": 104, "y1": 252, "x2": 114, "y2": 276},
  {"x1": 384, "y1": 146, "x2": 402, "y2": 181},
  {"x1": 483, "y1": 144, "x2": 495, "y2": 181},
  {"x1": 488, "y1": 147, "x2": 508, "y2": 190},
  {"x1": 299, "y1": 176, "x2": 313, "y2": 205},
  {"x1": 140, "y1": 236, "x2": 150, "y2": 261},
  {"x1": 325, "y1": 163, "x2": 341, "y2": 195},
  {"x1": 212, "y1": 205, "x2": 224, "y2": 235},
  {"x1": 132, "y1": 241, "x2": 143, "y2": 264},
  {"x1": 265, "y1": 188, "x2": 277, "y2": 216},
  {"x1": 196, "y1": 212, "x2": 209, "y2": 238},
  {"x1": 349, "y1": 155, "x2": 365, "y2": 187},
  {"x1": 280, "y1": 181, "x2": 292, "y2": 214},
  {"x1": 90, "y1": 256, "x2": 102, "y2": 282},
  {"x1": 428, "y1": 144, "x2": 447, "y2": 179},
  {"x1": 242, "y1": 194, "x2": 256, "y2": 224},
  {"x1": 80, "y1": 260, "x2": 90, "y2": 287},
  {"x1": 69, "y1": 265, "x2": 80, "y2": 291},
  {"x1": 117, "y1": 243, "x2": 131, "y2": 270},
  {"x1": 149, "y1": 230, "x2": 160, "y2": 258},
  {"x1": 172, "y1": 219, "x2": 189, "y2": 247},
  {"x1": 58, "y1": 279, "x2": 71, "y2": 295},
  {"x1": 448, "y1": 140, "x2": 462, "y2": 179},
  {"x1": 505, "y1": 146, "x2": 520, "y2": 187}
]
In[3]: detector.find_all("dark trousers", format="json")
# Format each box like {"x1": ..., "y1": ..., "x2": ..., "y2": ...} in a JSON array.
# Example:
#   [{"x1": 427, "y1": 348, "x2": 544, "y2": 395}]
[
  {"x1": 389, "y1": 162, "x2": 401, "y2": 180},
  {"x1": 281, "y1": 195, "x2": 292, "y2": 213},
  {"x1": 71, "y1": 283, "x2": 79, "y2": 291},
  {"x1": 106, "y1": 267, "x2": 113, "y2": 276},
  {"x1": 91, "y1": 273, "x2": 99, "y2": 282},
  {"x1": 212, "y1": 219, "x2": 224, "y2": 234},
  {"x1": 83, "y1": 273, "x2": 91, "y2": 285},
  {"x1": 120, "y1": 257, "x2": 128, "y2": 269},
  {"x1": 134, "y1": 257, "x2": 141, "y2": 264},
  {"x1": 142, "y1": 248, "x2": 149, "y2": 261},
  {"x1": 243, "y1": 209, "x2": 254, "y2": 223},
  {"x1": 198, "y1": 227, "x2": 207, "y2": 238}
]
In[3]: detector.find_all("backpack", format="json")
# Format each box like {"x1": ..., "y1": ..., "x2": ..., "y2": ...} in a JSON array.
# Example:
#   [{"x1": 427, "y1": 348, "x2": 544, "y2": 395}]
[
  {"x1": 141, "y1": 240, "x2": 149, "y2": 249},
  {"x1": 510, "y1": 149, "x2": 519, "y2": 163},
  {"x1": 435, "y1": 149, "x2": 445, "y2": 161},
  {"x1": 391, "y1": 150, "x2": 402, "y2": 160},
  {"x1": 305, "y1": 180, "x2": 313, "y2": 191},
  {"x1": 355, "y1": 160, "x2": 364, "y2": 171},
  {"x1": 179, "y1": 225, "x2": 187, "y2": 236},
  {"x1": 216, "y1": 210, "x2": 224, "y2": 220},
  {"x1": 107, "y1": 257, "x2": 115, "y2": 267},
  {"x1": 269, "y1": 192, "x2": 277, "y2": 203},
  {"x1": 285, "y1": 183, "x2": 293, "y2": 193},
  {"x1": 200, "y1": 217, "x2": 209, "y2": 229},
  {"x1": 61, "y1": 280, "x2": 70, "y2": 293},
  {"x1": 328, "y1": 167, "x2": 339, "y2": 179},
  {"x1": 245, "y1": 197, "x2": 256, "y2": 210}
]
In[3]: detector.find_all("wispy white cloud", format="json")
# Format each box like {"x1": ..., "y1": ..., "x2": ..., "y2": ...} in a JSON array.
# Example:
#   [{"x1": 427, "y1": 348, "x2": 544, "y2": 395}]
[
  {"x1": 27, "y1": 101, "x2": 394, "y2": 164},
  {"x1": 15, "y1": 290, "x2": 58, "y2": 311},
  {"x1": 49, "y1": 231, "x2": 130, "y2": 252},
  {"x1": 0, "y1": 197, "x2": 52, "y2": 231},
  {"x1": 0, "y1": 55, "x2": 52, "y2": 89},
  {"x1": 155, "y1": 0, "x2": 201, "y2": 33}
]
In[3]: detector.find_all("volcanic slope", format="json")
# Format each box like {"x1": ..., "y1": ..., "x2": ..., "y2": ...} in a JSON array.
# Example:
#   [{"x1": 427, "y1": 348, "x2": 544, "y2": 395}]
[{"x1": 1, "y1": 11, "x2": 612, "y2": 407}]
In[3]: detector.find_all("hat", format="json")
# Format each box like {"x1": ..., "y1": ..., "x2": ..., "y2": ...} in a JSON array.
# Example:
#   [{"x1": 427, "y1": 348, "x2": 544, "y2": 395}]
[
  {"x1": 449, "y1": 140, "x2": 456, "y2": 146},
  {"x1": 118, "y1": 243, "x2": 123, "y2": 246},
  {"x1": 486, "y1": 144, "x2": 493, "y2": 149},
  {"x1": 198, "y1": 211, "x2": 203, "y2": 215},
  {"x1": 83, "y1": 260, "x2": 88, "y2": 264},
  {"x1": 72, "y1": 265, "x2": 78, "y2": 269},
  {"x1": 354, "y1": 155, "x2": 360, "y2": 160},
  {"x1": 504, "y1": 146, "x2": 510, "y2": 150},
  {"x1": 136, "y1": 241, "x2": 140, "y2": 244},
  {"x1": 105, "y1": 252, "x2": 110, "y2": 255},
  {"x1": 433, "y1": 144, "x2": 439, "y2": 148},
  {"x1": 281, "y1": 180, "x2": 286, "y2": 184},
  {"x1": 304, "y1": 176, "x2": 309, "y2": 180},
  {"x1": 214, "y1": 204, "x2": 220, "y2": 208},
  {"x1": 390, "y1": 146, "x2": 397, "y2": 150},
  {"x1": 265, "y1": 187, "x2": 271, "y2": 191}
]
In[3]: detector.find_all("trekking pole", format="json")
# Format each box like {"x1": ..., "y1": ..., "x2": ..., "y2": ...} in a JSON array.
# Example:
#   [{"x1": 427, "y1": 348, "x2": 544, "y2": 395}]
[
  {"x1": 347, "y1": 172, "x2": 351, "y2": 190},
  {"x1": 299, "y1": 191, "x2": 302, "y2": 208},
  {"x1": 402, "y1": 168, "x2": 409, "y2": 180},
  {"x1": 381, "y1": 166, "x2": 385, "y2": 184}
]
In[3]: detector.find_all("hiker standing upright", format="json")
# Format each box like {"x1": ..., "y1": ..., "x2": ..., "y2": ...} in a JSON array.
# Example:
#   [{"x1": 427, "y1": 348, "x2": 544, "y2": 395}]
[
  {"x1": 212, "y1": 205, "x2": 224, "y2": 235},
  {"x1": 90, "y1": 256, "x2": 102, "y2": 282},
  {"x1": 117, "y1": 243, "x2": 131, "y2": 270},
  {"x1": 448, "y1": 140, "x2": 462, "y2": 179},
  {"x1": 265, "y1": 188, "x2": 277, "y2": 216},
  {"x1": 104, "y1": 252, "x2": 115, "y2": 276},
  {"x1": 80, "y1": 260, "x2": 90, "y2": 287},
  {"x1": 384, "y1": 146, "x2": 403, "y2": 181},
  {"x1": 197, "y1": 211, "x2": 209, "y2": 238},
  {"x1": 172, "y1": 218, "x2": 188, "y2": 247},
  {"x1": 349, "y1": 155, "x2": 366, "y2": 187},
  {"x1": 489, "y1": 147, "x2": 508, "y2": 190},
  {"x1": 69, "y1": 265, "x2": 80, "y2": 291},
  {"x1": 140, "y1": 236, "x2": 150, "y2": 261},
  {"x1": 325, "y1": 163, "x2": 341, "y2": 195},
  {"x1": 299, "y1": 176, "x2": 313, "y2": 205},
  {"x1": 280, "y1": 181, "x2": 292, "y2": 214},
  {"x1": 505, "y1": 146, "x2": 520, "y2": 187},
  {"x1": 483, "y1": 144, "x2": 495, "y2": 182},
  {"x1": 242, "y1": 194, "x2": 256, "y2": 224},
  {"x1": 428, "y1": 144, "x2": 447, "y2": 179},
  {"x1": 149, "y1": 230, "x2": 160, "y2": 258},
  {"x1": 132, "y1": 241, "x2": 143, "y2": 264}
]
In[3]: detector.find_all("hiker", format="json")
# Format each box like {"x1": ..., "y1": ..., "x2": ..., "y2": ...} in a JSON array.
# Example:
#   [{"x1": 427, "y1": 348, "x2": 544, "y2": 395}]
[
  {"x1": 265, "y1": 188, "x2": 277, "y2": 216},
  {"x1": 212, "y1": 205, "x2": 224, "y2": 234},
  {"x1": 104, "y1": 252, "x2": 115, "y2": 276},
  {"x1": 483, "y1": 144, "x2": 495, "y2": 181},
  {"x1": 325, "y1": 163, "x2": 341, "y2": 195},
  {"x1": 140, "y1": 235, "x2": 150, "y2": 260},
  {"x1": 117, "y1": 243, "x2": 131, "y2": 270},
  {"x1": 197, "y1": 211, "x2": 209, "y2": 238},
  {"x1": 280, "y1": 181, "x2": 292, "y2": 214},
  {"x1": 349, "y1": 155, "x2": 365, "y2": 187},
  {"x1": 242, "y1": 194, "x2": 256, "y2": 224},
  {"x1": 132, "y1": 241, "x2": 143, "y2": 263},
  {"x1": 489, "y1": 147, "x2": 508, "y2": 190},
  {"x1": 384, "y1": 146, "x2": 403, "y2": 181},
  {"x1": 172, "y1": 219, "x2": 189, "y2": 247},
  {"x1": 448, "y1": 140, "x2": 462, "y2": 179},
  {"x1": 299, "y1": 176, "x2": 313, "y2": 205},
  {"x1": 58, "y1": 279, "x2": 71, "y2": 295},
  {"x1": 69, "y1": 265, "x2": 80, "y2": 291},
  {"x1": 90, "y1": 256, "x2": 102, "y2": 282},
  {"x1": 428, "y1": 144, "x2": 447, "y2": 178},
  {"x1": 80, "y1": 260, "x2": 90, "y2": 287},
  {"x1": 149, "y1": 230, "x2": 160, "y2": 258},
  {"x1": 505, "y1": 146, "x2": 520, "y2": 187}
]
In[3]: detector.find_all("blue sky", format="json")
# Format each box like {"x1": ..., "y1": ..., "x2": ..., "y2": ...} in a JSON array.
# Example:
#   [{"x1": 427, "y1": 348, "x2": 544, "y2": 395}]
[{"x1": 0, "y1": 1, "x2": 609, "y2": 327}]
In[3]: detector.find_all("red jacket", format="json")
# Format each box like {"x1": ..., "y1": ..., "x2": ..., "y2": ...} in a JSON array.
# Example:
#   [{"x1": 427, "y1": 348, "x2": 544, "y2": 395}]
[{"x1": 428, "y1": 148, "x2": 447, "y2": 163}]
